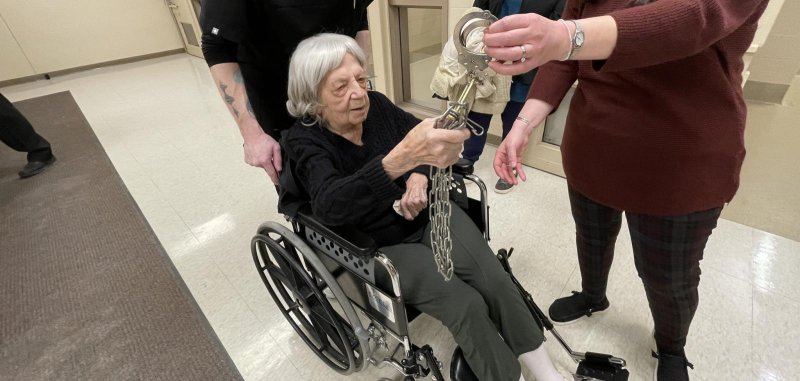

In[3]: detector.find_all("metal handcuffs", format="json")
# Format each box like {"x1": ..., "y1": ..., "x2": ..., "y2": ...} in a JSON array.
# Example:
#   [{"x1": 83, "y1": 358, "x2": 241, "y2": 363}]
[{"x1": 437, "y1": 10, "x2": 498, "y2": 135}]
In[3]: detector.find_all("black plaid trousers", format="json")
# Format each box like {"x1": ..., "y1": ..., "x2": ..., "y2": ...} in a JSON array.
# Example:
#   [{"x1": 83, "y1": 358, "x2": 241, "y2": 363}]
[{"x1": 568, "y1": 186, "x2": 722, "y2": 354}]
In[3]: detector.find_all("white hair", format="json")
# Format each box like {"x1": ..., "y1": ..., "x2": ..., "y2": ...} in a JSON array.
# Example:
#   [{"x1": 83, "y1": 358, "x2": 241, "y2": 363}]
[{"x1": 286, "y1": 33, "x2": 367, "y2": 126}]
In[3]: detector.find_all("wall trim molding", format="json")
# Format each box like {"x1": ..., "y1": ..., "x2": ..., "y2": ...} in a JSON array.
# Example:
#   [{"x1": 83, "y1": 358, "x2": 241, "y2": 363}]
[{"x1": 0, "y1": 49, "x2": 185, "y2": 88}]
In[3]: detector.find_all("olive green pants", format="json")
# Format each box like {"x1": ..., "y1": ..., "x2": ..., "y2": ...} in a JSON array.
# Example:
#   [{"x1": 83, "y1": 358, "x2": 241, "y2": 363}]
[{"x1": 380, "y1": 204, "x2": 544, "y2": 381}]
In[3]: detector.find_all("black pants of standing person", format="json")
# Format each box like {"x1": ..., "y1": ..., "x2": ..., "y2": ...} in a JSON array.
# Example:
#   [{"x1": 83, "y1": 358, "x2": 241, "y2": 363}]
[
  {"x1": 568, "y1": 186, "x2": 722, "y2": 355},
  {"x1": 0, "y1": 93, "x2": 54, "y2": 176}
]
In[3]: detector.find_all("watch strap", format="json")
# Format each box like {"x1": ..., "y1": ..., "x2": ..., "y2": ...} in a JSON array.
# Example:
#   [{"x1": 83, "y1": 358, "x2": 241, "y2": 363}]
[{"x1": 568, "y1": 19, "x2": 583, "y2": 59}]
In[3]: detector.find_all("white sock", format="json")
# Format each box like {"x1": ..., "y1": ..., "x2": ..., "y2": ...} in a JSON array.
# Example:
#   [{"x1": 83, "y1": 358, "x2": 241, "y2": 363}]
[{"x1": 519, "y1": 345, "x2": 566, "y2": 381}]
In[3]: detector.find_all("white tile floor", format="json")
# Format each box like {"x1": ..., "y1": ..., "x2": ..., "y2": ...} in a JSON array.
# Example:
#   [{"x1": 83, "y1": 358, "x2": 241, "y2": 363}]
[{"x1": 3, "y1": 53, "x2": 799, "y2": 381}]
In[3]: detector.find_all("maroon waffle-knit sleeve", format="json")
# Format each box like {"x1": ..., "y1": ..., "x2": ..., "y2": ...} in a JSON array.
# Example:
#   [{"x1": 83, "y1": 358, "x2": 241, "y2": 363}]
[
  {"x1": 599, "y1": 0, "x2": 769, "y2": 72},
  {"x1": 527, "y1": 60, "x2": 578, "y2": 110}
]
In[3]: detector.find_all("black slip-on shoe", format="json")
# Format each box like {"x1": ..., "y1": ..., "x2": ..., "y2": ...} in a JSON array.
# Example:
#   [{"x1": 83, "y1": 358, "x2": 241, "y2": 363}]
[
  {"x1": 652, "y1": 349, "x2": 693, "y2": 381},
  {"x1": 548, "y1": 291, "x2": 610, "y2": 325},
  {"x1": 450, "y1": 346, "x2": 478, "y2": 381},
  {"x1": 19, "y1": 155, "x2": 56, "y2": 178},
  {"x1": 454, "y1": 157, "x2": 475, "y2": 175}
]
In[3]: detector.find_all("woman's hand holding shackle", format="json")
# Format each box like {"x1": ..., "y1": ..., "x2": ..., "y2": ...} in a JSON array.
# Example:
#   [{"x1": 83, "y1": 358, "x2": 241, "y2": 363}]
[{"x1": 483, "y1": 13, "x2": 571, "y2": 76}]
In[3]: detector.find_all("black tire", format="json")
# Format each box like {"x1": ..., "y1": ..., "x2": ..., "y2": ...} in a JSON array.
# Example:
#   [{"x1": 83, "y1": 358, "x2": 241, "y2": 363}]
[{"x1": 251, "y1": 222, "x2": 366, "y2": 374}]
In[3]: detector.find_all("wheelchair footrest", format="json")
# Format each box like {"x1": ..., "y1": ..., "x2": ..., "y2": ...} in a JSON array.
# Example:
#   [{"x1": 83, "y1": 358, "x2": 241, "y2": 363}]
[{"x1": 576, "y1": 352, "x2": 629, "y2": 381}]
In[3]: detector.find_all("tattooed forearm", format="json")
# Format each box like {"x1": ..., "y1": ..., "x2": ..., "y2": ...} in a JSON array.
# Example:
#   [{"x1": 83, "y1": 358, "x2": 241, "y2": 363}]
[
  {"x1": 219, "y1": 82, "x2": 240, "y2": 118},
  {"x1": 246, "y1": 99, "x2": 255, "y2": 118},
  {"x1": 233, "y1": 70, "x2": 254, "y2": 118}
]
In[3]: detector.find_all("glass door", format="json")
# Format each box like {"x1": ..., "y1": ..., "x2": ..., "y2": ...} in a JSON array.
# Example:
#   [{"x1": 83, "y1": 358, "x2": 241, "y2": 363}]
[
  {"x1": 520, "y1": 85, "x2": 575, "y2": 177},
  {"x1": 387, "y1": 0, "x2": 448, "y2": 118}
]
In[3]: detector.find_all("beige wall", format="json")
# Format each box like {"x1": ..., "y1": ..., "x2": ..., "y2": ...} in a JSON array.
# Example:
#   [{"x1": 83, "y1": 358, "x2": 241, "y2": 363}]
[
  {"x1": 748, "y1": 0, "x2": 800, "y2": 85},
  {"x1": 0, "y1": 0, "x2": 182, "y2": 81},
  {"x1": 407, "y1": 8, "x2": 442, "y2": 52},
  {"x1": 753, "y1": 0, "x2": 786, "y2": 48},
  {"x1": 448, "y1": 0, "x2": 473, "y2": 35},
  {"x1": 368, "y1": 1, "x2": 393, "y2": 98},
  {"x1": 0, "y1": 15, "x2": 34, "y2": 81}
]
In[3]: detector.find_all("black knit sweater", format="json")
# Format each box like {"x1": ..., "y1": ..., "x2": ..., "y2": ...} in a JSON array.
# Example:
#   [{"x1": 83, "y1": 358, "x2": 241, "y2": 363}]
[{"x1": 278, "y1": 92, "x2": 429, "y2": 246}]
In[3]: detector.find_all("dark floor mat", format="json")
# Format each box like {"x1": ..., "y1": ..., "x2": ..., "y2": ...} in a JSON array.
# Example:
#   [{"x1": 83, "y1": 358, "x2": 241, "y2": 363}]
[{"x1": 0, "y1": 91, "x2": 242, "y2": 380}]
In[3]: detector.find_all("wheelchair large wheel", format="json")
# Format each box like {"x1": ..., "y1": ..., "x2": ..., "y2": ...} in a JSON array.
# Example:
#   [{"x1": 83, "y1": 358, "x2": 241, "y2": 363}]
[{"x1": 251, "y1": 222, "x2": 368, "y2": 375}]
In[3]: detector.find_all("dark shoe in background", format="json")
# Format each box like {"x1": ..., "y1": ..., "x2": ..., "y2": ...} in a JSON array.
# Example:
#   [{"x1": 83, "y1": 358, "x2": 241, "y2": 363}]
[
  {"x1": 450, "y1": 346, "x2": 478, "y2": 381},
  {"x1": 493, "y1": 178, "x2": 514, "y2": 194},
  {"x1": 548, "y1": 291, "x2": 610, "y2": 324},
  {"x1": 19, "y1": 155, "x2": 56, "y2": 178},
  {"x1": 454, "y1": 157, "x2": 475, "y2": 175}
]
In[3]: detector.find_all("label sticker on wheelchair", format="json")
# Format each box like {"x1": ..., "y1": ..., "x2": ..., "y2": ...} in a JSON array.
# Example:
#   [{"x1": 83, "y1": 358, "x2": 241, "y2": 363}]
[{"x1": 365, "y1": 284, "x2": 395, "y2": 323}]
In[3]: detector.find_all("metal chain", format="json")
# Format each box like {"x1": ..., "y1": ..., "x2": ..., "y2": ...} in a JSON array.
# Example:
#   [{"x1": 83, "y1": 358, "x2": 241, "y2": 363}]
[
  {"x1": 429, "y1": 165, "x2": 454, "y2": 281},
  {"x1": 428, "y1": 10, "x2": 496, "y2": 281},
  {"x1": 428, "y1": 94, "x2": 483, "y2": 282}
]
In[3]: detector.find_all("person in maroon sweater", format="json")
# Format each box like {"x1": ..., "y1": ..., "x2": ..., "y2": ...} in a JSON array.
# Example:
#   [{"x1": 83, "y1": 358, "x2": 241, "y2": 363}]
[{"x1": 481, "y1": 0, "x2": 769, "y2": 380}]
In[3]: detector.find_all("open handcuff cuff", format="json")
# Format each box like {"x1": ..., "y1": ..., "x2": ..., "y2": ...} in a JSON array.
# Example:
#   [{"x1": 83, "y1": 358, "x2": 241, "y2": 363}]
[{"x1": 435, "y1": 10, "x2": 498, "y2": 134}]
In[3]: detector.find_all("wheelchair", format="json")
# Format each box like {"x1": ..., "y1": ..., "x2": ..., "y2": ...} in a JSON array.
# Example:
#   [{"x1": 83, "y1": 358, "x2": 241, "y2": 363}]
[{"x1": 251, "y1": 162, "x2": 630, "y2": 381}]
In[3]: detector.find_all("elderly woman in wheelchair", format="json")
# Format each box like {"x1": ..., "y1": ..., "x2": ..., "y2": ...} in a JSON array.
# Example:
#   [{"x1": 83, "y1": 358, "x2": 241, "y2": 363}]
[{"x1": 251, "y1": 33, "x2": 567, "y2": 381}]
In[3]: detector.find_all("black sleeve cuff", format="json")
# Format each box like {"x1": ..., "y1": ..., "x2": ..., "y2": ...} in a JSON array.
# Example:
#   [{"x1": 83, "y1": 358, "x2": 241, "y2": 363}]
[
  {"x1": 410, "y1": 165, "x2": 430, "y2": 178},
  {"x1": 359, "y1": 155, "x2": 404, "y2": 201},
  {"x1": 201, "y1": 33, "x2": 239, "y2": 67},
  {"x1": 402, "y1": 165, "x2": 430, "y2": 183}
]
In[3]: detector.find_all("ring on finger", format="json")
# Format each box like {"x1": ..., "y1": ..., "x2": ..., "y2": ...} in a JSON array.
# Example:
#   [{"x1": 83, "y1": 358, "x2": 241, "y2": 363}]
[{"x1": 520, "y1": 45, "x2": 527, "y2": 63}]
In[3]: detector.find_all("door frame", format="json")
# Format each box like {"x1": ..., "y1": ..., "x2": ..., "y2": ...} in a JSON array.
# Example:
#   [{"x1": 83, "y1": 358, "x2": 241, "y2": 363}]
[{"x1": 167, "y1": 0, "x2": 203, "y2": 58}]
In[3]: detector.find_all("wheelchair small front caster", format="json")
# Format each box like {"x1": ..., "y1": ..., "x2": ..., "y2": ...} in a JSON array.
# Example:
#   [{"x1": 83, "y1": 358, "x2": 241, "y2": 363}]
[{"x1": 450, "y1": 346, "x2": 478, "y2": 381}]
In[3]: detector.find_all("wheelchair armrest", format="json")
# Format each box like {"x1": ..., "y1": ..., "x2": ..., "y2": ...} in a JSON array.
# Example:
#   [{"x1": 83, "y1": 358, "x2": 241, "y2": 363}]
[
  {"x1": 295, "y1": 210, "x2": 378, "y2": 259},
  {"x1": 452, "y1": 161, "x2": 474, "y2": 176}
]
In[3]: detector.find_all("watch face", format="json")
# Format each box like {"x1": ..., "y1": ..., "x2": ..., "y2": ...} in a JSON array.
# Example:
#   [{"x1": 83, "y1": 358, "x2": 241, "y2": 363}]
[{"x1": 576, "y1": 31, "x2": 585, "y2": 47}]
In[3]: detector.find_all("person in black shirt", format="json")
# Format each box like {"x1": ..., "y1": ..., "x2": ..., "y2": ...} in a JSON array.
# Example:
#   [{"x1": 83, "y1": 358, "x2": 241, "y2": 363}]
[
  {"x1": 280, "y1": 33, "x2": 567, "y2": 381},
  {"x1": 200, "y1": 0, "x2": 372, "y2": 184},
  {"x1": 0, "y1": 93, "x2": 56, "y2": 178}
]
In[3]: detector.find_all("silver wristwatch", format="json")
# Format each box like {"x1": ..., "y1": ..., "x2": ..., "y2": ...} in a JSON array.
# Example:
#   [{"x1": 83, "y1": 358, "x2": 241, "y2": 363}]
[{"x1": 569, "y1": 20, "x2": 584, "y2": 59}]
